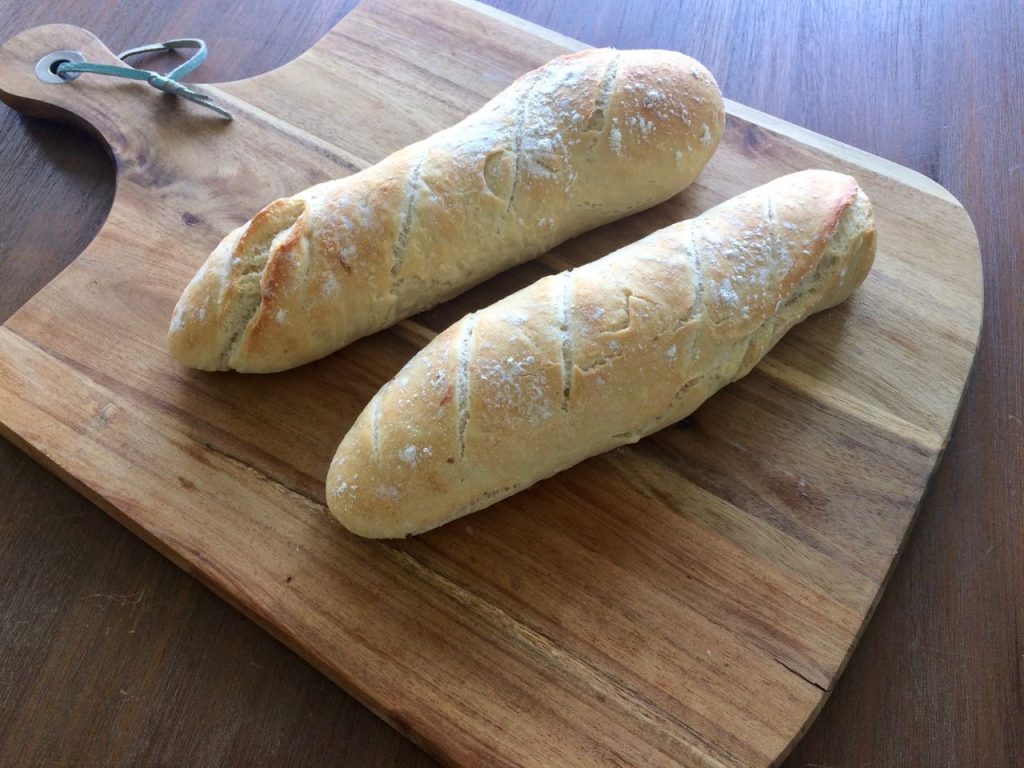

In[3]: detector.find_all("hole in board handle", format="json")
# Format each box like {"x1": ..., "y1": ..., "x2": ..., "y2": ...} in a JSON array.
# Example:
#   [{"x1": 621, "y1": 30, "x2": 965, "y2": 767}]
[{"x1": 35, "y1": 50, "x2": 85, "y2": 83}]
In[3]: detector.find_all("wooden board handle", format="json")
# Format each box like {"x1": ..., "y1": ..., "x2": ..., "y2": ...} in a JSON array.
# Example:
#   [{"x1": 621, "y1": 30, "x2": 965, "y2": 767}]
[{"x1": 0, "y1": 24, "x2": 232, "y2": 167}]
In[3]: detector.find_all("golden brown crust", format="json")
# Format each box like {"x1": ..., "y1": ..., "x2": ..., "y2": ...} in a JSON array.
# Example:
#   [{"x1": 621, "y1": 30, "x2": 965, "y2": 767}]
[
  {"x1": 326, "y1": 170, "x2": 876, "y2": 538},
  {"x1": 168, "y1": 48, "x2": 725, "y2": 372}
]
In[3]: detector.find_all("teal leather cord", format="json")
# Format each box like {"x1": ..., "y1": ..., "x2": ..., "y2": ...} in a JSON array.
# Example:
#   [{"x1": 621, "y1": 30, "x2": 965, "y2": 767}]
[{"x1": 54, "y1": 38, "x2": 232, "y2": 119}]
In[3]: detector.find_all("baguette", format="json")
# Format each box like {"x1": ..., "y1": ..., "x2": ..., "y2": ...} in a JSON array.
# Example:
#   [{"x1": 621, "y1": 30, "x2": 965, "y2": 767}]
[
  {"x1": 326, "y1": 170, "x2": 876, "y2": 538},
  {"x1": 168, "y1": 48, "x2": 724, "y2": 372}
]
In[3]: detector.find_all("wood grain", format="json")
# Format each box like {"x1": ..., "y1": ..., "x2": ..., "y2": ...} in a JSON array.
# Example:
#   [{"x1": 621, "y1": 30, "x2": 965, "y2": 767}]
[
  {"x1": 0, "y1": 1, "x2": 1015, "y2": 768},
  {"x1": 0, "y1": 2, "x2": 983, "y2": 763}
]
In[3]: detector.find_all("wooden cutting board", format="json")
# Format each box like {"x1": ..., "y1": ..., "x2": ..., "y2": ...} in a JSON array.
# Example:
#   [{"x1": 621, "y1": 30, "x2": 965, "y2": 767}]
[{"x1": 0, "y1": 1, "x2": 983, "y2": 765}]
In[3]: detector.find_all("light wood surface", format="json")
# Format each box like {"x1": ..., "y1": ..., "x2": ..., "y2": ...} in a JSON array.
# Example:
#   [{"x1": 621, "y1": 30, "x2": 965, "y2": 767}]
[{"x1": 0, "y1": 1, "x2": 983, "y2": 766}]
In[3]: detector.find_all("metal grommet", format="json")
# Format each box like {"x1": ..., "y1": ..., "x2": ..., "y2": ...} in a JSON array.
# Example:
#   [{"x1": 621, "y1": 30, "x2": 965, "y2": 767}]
[{"x1": 35, "y1": 50, "x2": 86, "y2": 83}]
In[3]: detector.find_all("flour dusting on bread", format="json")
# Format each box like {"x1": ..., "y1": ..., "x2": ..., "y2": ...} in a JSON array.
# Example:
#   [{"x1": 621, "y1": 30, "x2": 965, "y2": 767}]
[
  {"x1": 327, "y1": 170, "x2": 876, "y2": 538},
  {"x1": 169, "y1": 48, "x2": 725, "y2": 372}
]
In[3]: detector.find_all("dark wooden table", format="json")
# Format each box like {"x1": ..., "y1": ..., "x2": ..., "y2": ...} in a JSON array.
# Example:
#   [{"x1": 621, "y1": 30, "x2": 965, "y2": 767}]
[{"x1": 1, "y1": 1, "x2": 1020, "y2": 765}]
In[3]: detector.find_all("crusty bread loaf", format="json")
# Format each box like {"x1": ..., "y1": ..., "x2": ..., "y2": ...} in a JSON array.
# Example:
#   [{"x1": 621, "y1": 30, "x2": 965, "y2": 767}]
[
  {"x1": 168, "y1": 48, "x2": 724, "y2": 372},
  {"x1": 326, "y1": 170, "x2": 876, "y2": 538}
]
